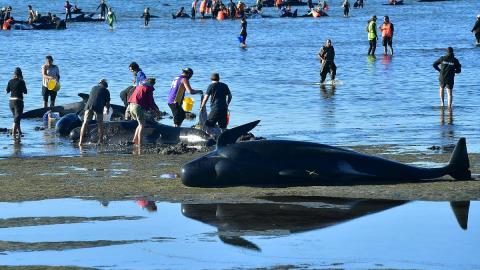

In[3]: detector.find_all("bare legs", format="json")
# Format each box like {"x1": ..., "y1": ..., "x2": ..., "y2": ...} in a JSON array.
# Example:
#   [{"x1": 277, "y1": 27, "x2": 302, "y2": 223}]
[
  {"x1": 132, "y1": 123, "x2": 143, "y2": 147},
  {"x1": 439, "y1": 86, "x2": 453, "y2": 109}
]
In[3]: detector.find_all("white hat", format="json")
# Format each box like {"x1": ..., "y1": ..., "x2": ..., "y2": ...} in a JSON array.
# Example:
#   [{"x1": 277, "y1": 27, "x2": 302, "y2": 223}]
[{"x1": 477, "y1": 14, "x2": 480, "y2": 18}]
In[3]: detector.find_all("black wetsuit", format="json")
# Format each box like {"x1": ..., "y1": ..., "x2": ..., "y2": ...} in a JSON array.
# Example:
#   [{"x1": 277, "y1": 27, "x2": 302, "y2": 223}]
[
  {"x1": 229, "y1": 2, "x2": 236, "y2": 19},
  {"x1": 343, "y1": 1, "x2": 350, "y2": 16},
  {"x1": 433, "y1": 53, "x2": 461, "y2": 89},
  {"x1": 240, "y1": 20, "x2": 247, "y2": 43},
  {"x1": 6, "y1": 78, "x2": 27, "y2": 125},
  {"x1": 319, "y1": 46, "x2": 337, "y2": 83},
  {"x1": 143, "y1": 11, "x2": 150, "y2": 26},
  {"x1": 205, "y1": 82, "x2": 232, "y2": 129},
  {"x1": 472, "y1": 19, "x2": 480, "y2": 43},
  {"x1": 97, "y1": 3, "x2": 108, "y2": 18}
]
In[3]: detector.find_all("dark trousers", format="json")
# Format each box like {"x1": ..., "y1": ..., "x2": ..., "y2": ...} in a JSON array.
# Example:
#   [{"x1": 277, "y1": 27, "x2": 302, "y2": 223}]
[
  {"x1": 320, "y1": 61, "x2": 337, "y2": 83},
  {"x1": 9, "y1": 99, "x2": 24, "y2": 125},
  {"x1": 368, "y1": 39, "x2": 377, "y2": 55},
  {"x1": 168, "y1": 103, "x2": 186, "y2": 126}
]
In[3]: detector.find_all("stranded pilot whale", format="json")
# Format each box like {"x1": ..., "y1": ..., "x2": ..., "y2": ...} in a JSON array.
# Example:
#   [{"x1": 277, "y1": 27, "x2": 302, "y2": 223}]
[{"x1": 181, "y1": 120, "x2": 472, "y2": 187}]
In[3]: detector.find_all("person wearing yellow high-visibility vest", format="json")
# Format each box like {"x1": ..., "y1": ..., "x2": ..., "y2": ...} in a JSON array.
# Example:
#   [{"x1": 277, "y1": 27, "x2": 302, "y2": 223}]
[{"x1": 367, "y1": 15, "x2": 378, "y2": 55}]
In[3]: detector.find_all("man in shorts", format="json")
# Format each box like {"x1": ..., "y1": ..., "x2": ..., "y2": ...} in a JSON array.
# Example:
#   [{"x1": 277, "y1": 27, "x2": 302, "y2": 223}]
[
  {"x1": 127, "y1": 78, "x2": 161, "y2": 147},
  {"x1": 379, "y1": 15, "x2": 394, "y2": 55},
  {"x1": 78, "y1": 79, "x2": 110, "y2": 146},
  {"x1": 433, "y1": 47, "x2": 461, "y2": 109},
  {"x1": 200, "y1": 73, "x2": 232, "y2": 132}
]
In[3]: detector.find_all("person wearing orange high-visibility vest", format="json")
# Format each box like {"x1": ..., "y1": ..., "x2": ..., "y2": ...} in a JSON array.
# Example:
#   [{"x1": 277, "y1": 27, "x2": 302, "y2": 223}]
[{"x1": 379, "y1": 16, "x2": 394, "y2": 55}]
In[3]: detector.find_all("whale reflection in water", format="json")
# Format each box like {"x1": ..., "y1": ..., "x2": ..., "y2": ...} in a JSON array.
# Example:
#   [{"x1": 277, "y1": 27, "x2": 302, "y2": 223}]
[{"x1": 181, "y1": 197, "x2": 470, "y2": 251}]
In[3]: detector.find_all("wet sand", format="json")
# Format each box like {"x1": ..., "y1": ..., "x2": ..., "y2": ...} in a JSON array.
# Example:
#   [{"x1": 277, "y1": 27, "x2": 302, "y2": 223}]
[{"x1": 1, "y1": 145, "x2": 479, "y2": 203}]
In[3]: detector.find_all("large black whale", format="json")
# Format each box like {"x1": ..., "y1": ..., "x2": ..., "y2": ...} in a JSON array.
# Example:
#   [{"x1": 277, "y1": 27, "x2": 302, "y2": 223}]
[{"x1": 181, "y1": 120, "x2": 472, "y2": 187}]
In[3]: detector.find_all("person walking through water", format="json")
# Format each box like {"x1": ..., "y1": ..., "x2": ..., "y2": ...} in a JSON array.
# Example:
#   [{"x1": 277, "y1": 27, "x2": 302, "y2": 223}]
[
  {"x1": 240, "y1": 16, "x2": 247, "y2": 47},
  {"x1": 380, "y1": 15, "x2": 394, "y2": 55},
  {"x1": 471, "y1": 15, "x2": 480, "y2": 44},
  {"x1": 106, "y1": 7, "x2": 116, "y2": 30},
  {"x1": 97, "y1": 0, "x2": 108, "y2": 19},
  {"x1": 41, "y1": 55, "x2": 60, "y2": 109},
  {"x1": 143, "y1": 7, "x2": 150, "y2": 26},
  {"x1": 342, "y1": 0, "x2": 350, "y2": 17},
  {"x1": 167, "y1": 68, "x2": 203, "y2": 127},
  {"x1": 318, "y1": 39, "x2": 337, "y2": 85},
  {"x1": 64, "y1": 1, "x2": 72, "y2": 21},
  {"x1": 433, "y1": 47, "x2": 461, "y2": 109},
  {"x1": 191, "y1": 0, "x2": 197, "y2": 19},
  {"x1": 367, "y1": 15, "x2": 378, "y2": 55},
  {"x1": 6, "y1": 67, "x2": 27, "y2": 141},
  {"x1": 78, "y1": 79, "x2": 110, "y2": 146},
  {"x1": 200, "y1": 73, "x2": 232, "y2": 133}
]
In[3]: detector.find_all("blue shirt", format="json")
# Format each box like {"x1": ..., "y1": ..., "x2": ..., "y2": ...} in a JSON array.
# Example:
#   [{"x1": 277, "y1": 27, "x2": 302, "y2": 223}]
[{"x1": 135, "y1": 70, "x2": 147, "y2": 86}]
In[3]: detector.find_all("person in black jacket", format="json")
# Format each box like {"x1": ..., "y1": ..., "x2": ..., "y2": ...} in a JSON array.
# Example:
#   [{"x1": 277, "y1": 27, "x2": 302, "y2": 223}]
[
  {"x1": 433, "y1": 47, "x2": 461, "y2": 109},
  {"x1": 471, "y1": 15, "x2": 480, "y2": 44},
  {"x1": 5, "y1": 67, "x2": 27, "y2": 140},
  {"x1": 318, "y1": 39, "x2": 337, "y2": 84}
]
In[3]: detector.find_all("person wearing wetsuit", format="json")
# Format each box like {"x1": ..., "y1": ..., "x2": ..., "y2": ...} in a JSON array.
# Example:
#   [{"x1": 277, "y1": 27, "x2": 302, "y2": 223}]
[
  {"x1": 240, "y1": 16, "x2": 247, "y2": 46},
  {"x1": 307, "y1": 0, "x2": 314, "y2": 10},
  {"x1": 433, "y1": 47, "x2": 461, "y2": 109},
  {"x1": 471, "y1": 15, "x2": 480, "y2": 44},
  {"x1": 6, "y1": 67, "x2": 27, "y2": 140},
  {"x1": 97, "y1": 0, "x2": 108, "y2": 19},
  {"x1": 367, "y1": 15, "x2": 377, "y2": 55},
  {"x1": 318, "y1": 39, "x2": 337, "y2": 84},
  {"x1": 228, "y1": 0, "x2": 237, "y2": 18},
  {"x1": 167, "y1": 68, "x2": 203, "y2": 127},
  {"x1": 127, "y1": 78, "x2": 161, "y2": 147},
  {"x1": 143, "y1": 7, "x2": 151, "y2": 26},
  {"x1": 380, "y1": 16, "x2": 394, "y2": 55},
  {"x1": 191, "y1": 0, "x2": 197, "y2": 19},
  {"x1": 78, "y1": 79, "x2": 110, "y2": 146},
  {"x1": 200, "y1": 73, "x2": 232, "y2": 132},
  {"x1": 64, "y1": 1, "x2": 72, "y2": 21},
  {"x1": 342, "y1": 0, "x2": 350, "y2": 17},
  {"x1": 121, "y1": 62, "x2": 147, "y2": 108},
  {"x1": 41, "y1": 55, "x2": 60, "y2": 109}
]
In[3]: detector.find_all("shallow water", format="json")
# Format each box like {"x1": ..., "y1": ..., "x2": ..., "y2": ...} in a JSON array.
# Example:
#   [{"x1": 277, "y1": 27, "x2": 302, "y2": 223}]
[
  {"x1": 0, "y1": 198, "x2": 478, "y2": 269},
  {"x1": 0, "y1": 0, "x2": 479, "y2": 157}
]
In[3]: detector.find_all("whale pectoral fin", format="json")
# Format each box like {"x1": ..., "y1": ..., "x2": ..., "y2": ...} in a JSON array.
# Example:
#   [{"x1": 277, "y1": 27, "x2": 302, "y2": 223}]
[{"x1": 337, "y1": 161, "x2": 374, "y2": 179}]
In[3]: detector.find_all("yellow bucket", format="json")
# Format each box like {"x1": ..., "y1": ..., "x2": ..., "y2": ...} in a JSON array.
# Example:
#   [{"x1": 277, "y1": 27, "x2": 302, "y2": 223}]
[
  {"x1": 183, "y1": 97, "x2": 194, "y2": 112},
  {"x1": 47, "y1": 79, "x2": 61, "y2": 92}
]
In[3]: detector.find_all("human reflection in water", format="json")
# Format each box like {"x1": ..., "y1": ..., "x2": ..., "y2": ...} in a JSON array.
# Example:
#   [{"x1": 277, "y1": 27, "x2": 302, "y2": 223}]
[
  {"x1": 440, "y1": 107, "x2": 453, "y2": 125},
  {"x1": 320, "y1": 83, "x2": 336, "y2": 99},
  {"x1": 440, "y1": 107, "x2": 454, "y2": 139},
  {"x1": 182, "y1": 198, "x2": 470, "y2": 251},
  {"x1": 381, "y1": 54, "x2": 392, "y2": 67},
  {"x1": 367, "y1": 55, "x2": 377, "y2": 74},
  {"x1": 137, "y1": 200, "x2": 157, "y2": 212},
  {"x1": 12, "y1": 140, "x2": 22, "y2": 155}
]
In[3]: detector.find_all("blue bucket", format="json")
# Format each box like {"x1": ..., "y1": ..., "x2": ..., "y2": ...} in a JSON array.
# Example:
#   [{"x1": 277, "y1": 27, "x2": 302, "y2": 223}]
[{"x1": 237, "y1": 36, "x2": 244, "y2": 43}]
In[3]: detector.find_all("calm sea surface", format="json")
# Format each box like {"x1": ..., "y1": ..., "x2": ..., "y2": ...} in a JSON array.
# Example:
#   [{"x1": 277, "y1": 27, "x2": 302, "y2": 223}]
[{"x1": 0, "y1": 0, "x2": 479, "y2": 157}]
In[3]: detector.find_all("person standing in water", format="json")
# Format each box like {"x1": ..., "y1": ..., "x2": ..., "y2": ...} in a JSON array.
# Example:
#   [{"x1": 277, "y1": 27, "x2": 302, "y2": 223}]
[
  {"x1": 64, "y1": 1, "x2": 72, "y2": 21},
  {"x1": 106, "y1": 7, "x2": 116, "y2": 30},
  {"x1": 380, "y1": 16, "x2": 394, "y2": 55},
  {"x1": 200, "y1": 73, "x2": 232, "y2": 133},
  {"x1": 97, "y1": 0, "x2": 108, "y2": 19},
  {"x1": 318, "y1": 39, "x2": 337, "y2": 84},
  {"x1": 342, "y1": 0, "x2": 350, "y2": 17},
  {"x1": 6, "y1": 67, "x2": 27, "y2": 141},
  {"x1": 191, "y1": 0, "x2": 197, "y2": 19},
  {"x1": 167, "y1": 68, "x2": 203, "y2": 127},
  {"x1": 143, "y1": 7, "x2": 150, "y2": 26},
  {"x1": 41, "y1": 55, "x2": 60, "y2": 109},
  {"x1": 240, "y1": 16, "x2": 247, "y2": 47},
  {"x1": 367, "y1": 15, "x2": 378, "y2": 55},
  {"x1": 433, "y1": 47, "x2": 461, "y2": 109},
  {"x1": 471, "y1": 15, "x2": 480, "y2": 44},
  {"x1": 27, "y1": 5, "x2": 35, "y2": 24},
  {"x1": 78, "y1": 79, "x2": 110, "y2": 146}
]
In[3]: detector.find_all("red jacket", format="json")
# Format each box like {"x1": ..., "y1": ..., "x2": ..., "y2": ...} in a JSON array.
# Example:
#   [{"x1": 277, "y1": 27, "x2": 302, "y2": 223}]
[{"x1": 128, "y1": 84, "x2": 159, "y2": 111}]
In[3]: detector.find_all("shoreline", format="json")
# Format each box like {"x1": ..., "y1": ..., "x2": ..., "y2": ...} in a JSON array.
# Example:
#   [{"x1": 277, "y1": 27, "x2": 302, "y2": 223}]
[{"x1": 1, "y1": 145, "x2": 478, "y2": 203}]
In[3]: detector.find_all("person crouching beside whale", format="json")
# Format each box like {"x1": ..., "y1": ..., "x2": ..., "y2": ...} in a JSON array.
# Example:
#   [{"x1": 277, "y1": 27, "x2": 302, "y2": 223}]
[
  {"x1": 200, "y1": 73, "x2": 232, "y2": 133},
  {"x1": 78, "y1": 79, "x2": 110, "y2": 146},
  {"x1": 167, "y1": 68, "x2": 203, "y2": 127},
  {"x1": 6, "y1": 67, "x2": 27, "y2": 141},
  {"x1": 41, "y1": 55, "x2": 60, "y2": 109},
  {"x1": 127, "y1": 78, "x2": 161, "y2": 147}
]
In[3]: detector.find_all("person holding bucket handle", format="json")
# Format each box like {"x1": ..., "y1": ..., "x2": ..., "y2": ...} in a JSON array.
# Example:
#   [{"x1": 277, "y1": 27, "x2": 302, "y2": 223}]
[
  {"x1": 167, "y1": 68, "x2": 203, "y2": 127},
  {"x1": 200, "y1": 73, "x2": 232, "y2": 133},
  {"x1": 41, "y1": 55, "x2": 60, "y2": 109}
]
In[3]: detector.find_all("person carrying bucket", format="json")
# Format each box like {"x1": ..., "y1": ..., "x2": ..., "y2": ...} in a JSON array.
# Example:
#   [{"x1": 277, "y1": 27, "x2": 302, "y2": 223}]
[
  {"x1": 200, "y1": 73, "x2": 232, "y2": 133},
  {"x1": 167, "y1": 68, "x2": 203, "y2": 127},
  {"x1": 41, "y1": 55, "x2": 60, "y2": 109}
]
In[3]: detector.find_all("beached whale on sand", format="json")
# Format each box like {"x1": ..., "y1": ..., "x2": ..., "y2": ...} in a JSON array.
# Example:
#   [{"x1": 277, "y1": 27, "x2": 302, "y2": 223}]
[
  {"x1": 22, "y1": 93, "x2": 125, "y2": 119},
  {"x1": 182, "y1": 198, "x2": 470, "y2": 250},
  {"x1": 181, "y1": 120, "x2": 471, "y2": 187},
  {"x1": 69, "y1": 120, "x2": 216, "y2": 146}
]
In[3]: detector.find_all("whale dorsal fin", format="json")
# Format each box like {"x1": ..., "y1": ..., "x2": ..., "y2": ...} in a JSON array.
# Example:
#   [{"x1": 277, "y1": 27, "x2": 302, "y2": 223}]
[
  {"x1": 78, "y1": 93, "x2": 89, "y2": 103},
  {"x1": 217, "y1": 120, "x2": 260, "y2": 148}
]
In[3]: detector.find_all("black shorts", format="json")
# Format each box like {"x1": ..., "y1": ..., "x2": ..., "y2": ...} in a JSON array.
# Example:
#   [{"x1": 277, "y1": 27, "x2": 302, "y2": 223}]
[
  {"x1": 168, "y1": 103, "x2": 186, "y2": 126},
  {"x1": 9, "y1": 99, "x2": 24, "y2": 125},
  {"x1": 382, "y1": 36, "x2": 393, "y2": 47},
  {"x1": 205, "y1": 109, "x2": 228, "y2": 129},
  {"x1": 440, "y1": 80, "x2": 454, "y2": 90},
  {"x1": 42, "y1": 86, "x2": 57, "y2": 103}
]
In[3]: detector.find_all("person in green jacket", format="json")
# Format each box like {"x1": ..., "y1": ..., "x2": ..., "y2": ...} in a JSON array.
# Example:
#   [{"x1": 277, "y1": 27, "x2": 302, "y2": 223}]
[
  {"x1": 106, "y1": 7, "x2": 116, "y2": 30},
  {"x1": 367, "y1": 15, "x2": 378, "y2": 55}
]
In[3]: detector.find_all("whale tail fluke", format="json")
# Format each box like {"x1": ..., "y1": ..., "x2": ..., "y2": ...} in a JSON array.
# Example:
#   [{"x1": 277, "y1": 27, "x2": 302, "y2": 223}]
[
  {"x1": 217, "y1": 120, "x2": 260, "y2": 148},
  {"x1": 447, "y1": 138, "x2": 471, "y2": 180}
]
